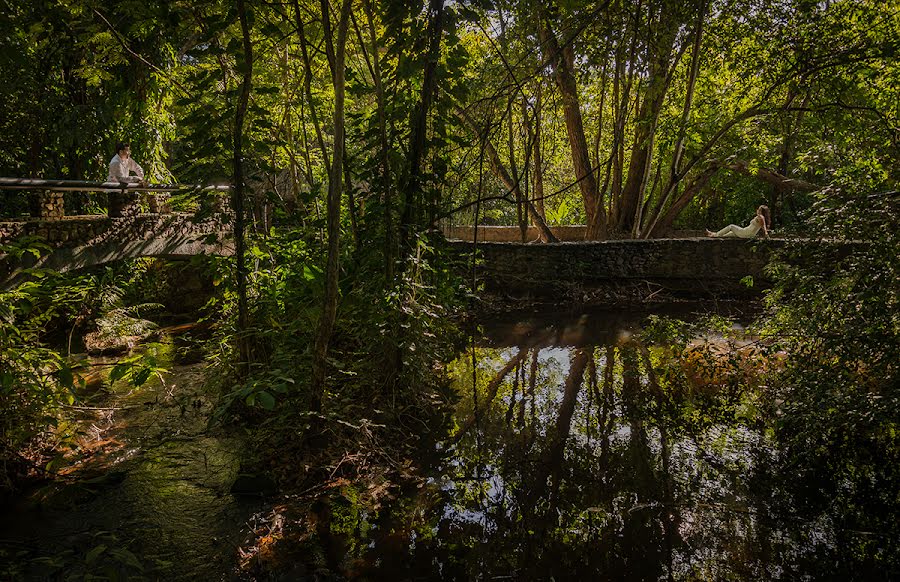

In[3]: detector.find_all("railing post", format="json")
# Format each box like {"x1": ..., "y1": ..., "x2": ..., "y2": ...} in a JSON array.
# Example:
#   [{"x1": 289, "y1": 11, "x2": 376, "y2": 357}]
[
  {"x1": 148, "y1": 192, "x2": 171, "y2": 214},
  {"x1": 34, "y1": 190, "x2": 65, "y2": 220},
  {"x1": 108, "y1": 190, "x2": 140, "y2": 218}
]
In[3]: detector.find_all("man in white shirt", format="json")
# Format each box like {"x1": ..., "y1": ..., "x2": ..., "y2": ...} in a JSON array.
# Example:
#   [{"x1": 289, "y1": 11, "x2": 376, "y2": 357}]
[{"x1": 107, "y1": 142, "x2": 146, "y2": 185}]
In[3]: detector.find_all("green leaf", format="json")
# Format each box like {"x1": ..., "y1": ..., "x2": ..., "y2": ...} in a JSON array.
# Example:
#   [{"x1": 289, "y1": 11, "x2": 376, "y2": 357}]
[
  {"x1": 109, "y1": 548, "x2": 144, "y2": 571},
  {"x1": 58, "y1": 366, "x2": 74, "y2": 389},
  {"x1": 132, "y1": 368, "x2": 152, "y2": 387},
  {"x1": 85, "y1": 544, "x2": 107, "y2": 565},
  {"x1": 302, "y1": 264, "x2": 319, "y2": 281},
  {"x1": 109, "y1": 364, "x2": 129, "y2": 384},
  {"x1": 257, "y1": 391, "x2": 276, "y2": 410}
]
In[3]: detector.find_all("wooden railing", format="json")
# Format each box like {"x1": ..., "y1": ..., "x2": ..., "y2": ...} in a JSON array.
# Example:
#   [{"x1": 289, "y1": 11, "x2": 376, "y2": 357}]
[
  {"x1": 0, "y1": 178, "x2": 231, "y2": 219},
  {"x1": 0, "y1": 177, "x2": 231, "y2": 192}
]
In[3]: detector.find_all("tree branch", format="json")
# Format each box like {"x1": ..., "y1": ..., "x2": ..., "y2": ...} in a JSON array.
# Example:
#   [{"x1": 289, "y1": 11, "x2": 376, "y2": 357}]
[{"x1": 91, "y1": 8, "x2": 191, "y2": 97}]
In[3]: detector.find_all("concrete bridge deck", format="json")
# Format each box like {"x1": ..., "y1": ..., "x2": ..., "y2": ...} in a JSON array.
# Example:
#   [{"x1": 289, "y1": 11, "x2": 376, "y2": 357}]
[{"x1": 1, "y1": 213, "x2": 233, "y2": 287}]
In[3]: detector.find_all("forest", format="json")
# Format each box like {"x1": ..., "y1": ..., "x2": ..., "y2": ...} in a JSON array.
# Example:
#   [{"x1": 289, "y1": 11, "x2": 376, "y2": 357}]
[{"x1": 0, "y1": 0, "x2": 898, "y2": 579}]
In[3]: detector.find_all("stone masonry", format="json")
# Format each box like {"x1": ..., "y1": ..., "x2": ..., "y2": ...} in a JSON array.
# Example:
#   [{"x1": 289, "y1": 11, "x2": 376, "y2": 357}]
[
  {"x1": 444, "y1": 238, "x2": 785, "y2": 298},
  {"x1": 441, "y1": 225, "x2": 708, "y2": 242},
  {"x1": 0, "y1": 213, "x2": 228, "y2": 248},
  {"x1": 37, "y1": 191, "x2": 66, "y2": 219},
  {"x1": 0, "y1": 212, "x2": 233, "y2": 285}
]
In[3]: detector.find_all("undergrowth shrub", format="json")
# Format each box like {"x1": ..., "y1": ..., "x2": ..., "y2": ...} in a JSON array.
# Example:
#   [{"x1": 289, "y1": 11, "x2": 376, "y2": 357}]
[
  {"x1": 205, "y1": 228, "x2": 465, "y2": 477},
  {"x1": 761, "y1": 186, "x2": 900, "y2": 574},
  {"x1": 0, "y1": 253, "x2": 176, "y2": 492}
]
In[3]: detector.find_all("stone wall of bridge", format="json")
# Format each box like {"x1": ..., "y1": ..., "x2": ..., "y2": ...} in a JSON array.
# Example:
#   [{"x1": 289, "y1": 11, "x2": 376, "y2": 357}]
[
  {"x1": 444, "y1": 238, "x2": 786, "y2": 299},
  {"x1": 1, "y1": 213, "x2": 233, "y2": 286},
  {"x1": 442, "y1": 225, "x2": 707, "y2": 242},
  {"x1": 0, "y1": 213, "x2": 229, "y2": 248}
]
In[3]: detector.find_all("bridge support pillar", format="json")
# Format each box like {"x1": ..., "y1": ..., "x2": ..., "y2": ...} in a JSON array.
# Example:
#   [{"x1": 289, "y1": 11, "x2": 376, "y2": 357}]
[
  {"x1": 108, "y1": 191, "x2": 141, "y2": 218},
  {"x1": 148, "y1": 193, "x2": 171, "y2": 214},
  {"x1": 33, "y1": 191, "x2": 65, "y2": 220}
]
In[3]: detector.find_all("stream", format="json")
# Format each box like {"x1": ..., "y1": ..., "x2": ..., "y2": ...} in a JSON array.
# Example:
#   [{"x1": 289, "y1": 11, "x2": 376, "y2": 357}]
[
  {"x1": 1, "y1": 332, "x2": 266, "y2": 580},
  {"x1": 1, "y1": 304, "x2": 894, "y2": 580}
]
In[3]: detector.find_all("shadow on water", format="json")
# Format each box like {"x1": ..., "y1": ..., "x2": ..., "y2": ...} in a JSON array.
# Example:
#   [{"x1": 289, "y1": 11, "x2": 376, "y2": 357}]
[
  {"x1": 474, "y1": 301, "x2": 758, "y2": 348},
  {"x1": 257, "y1": 305, "x2": 897, "y2": 581},
  {"x1": 428, "y1": 314, "x2": 762, "y2": 580},
  {"x1": 350, "y1": 306, "x2": 779, "y2": 581},
  {"x1": 0, "y1": 330, "x2": 266, "y2": 580}
]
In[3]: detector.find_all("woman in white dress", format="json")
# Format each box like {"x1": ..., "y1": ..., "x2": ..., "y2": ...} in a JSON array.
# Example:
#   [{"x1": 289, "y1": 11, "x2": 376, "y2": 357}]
[{"x1": 707, "y1": 205, "x2": 770, "y2": 239}]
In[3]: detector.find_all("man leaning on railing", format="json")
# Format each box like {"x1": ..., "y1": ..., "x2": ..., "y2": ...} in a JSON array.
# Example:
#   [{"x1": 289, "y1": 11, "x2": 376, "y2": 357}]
[{"x1": 107, "y1": 142, "x2": 147, "y2": 187}]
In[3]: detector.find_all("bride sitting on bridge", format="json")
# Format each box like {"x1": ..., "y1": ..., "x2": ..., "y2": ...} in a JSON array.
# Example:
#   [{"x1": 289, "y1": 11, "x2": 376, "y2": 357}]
[{"x1": 706, "y1": 205, "x2": 770, "y2": 239}]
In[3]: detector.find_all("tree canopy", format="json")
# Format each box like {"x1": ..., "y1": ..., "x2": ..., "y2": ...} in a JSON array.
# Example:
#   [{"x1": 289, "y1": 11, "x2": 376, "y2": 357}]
[{"x1": 1, "y1": 0, "x2": 896, "y2": 240}]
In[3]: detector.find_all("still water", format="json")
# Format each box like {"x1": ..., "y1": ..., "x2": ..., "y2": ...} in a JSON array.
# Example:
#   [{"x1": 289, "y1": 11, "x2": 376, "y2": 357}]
[
  {"x1": 2, "y1": 308, "x2": 895, "y2": 580},
  {"x1": 309, "y1": 307, "x2": 892, "y2": 581},
  {"x1": 346, "y1": 307, "x2": 784, "y2": 580}
]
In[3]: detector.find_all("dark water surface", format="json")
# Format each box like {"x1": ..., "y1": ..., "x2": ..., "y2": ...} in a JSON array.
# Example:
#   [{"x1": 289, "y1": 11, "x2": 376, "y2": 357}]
[
  {"x1": 2, "y1": 307, "x2": 895, "y2": 580},
  {"x1": 317, "y1": 305, "x2": 894, "y2": 581}
]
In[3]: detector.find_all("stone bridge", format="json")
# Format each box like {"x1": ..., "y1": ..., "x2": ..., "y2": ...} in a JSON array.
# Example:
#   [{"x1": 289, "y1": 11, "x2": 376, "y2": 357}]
[
  {"x1": 444, "y1": 237, "x2": 793, "y2": 300},
  {"x1": 1, "y1": 180, "x2": 844, "y2": 300},
  {"x1": 0, "y1": 178, "x2": 232, "y2": 287},
  {"x1": 0, "y1": 214, "x2": 233, "y2": 287},
  {"x1": 440, "y1": 225, "x2": 863, "y2": 301}
]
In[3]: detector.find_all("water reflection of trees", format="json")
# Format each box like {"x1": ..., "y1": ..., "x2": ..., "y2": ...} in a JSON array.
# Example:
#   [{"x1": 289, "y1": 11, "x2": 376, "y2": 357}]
[
  {"x1": 294, "y1": 318, "x2": 896, "y2": 581},
  {"x1": 443, "y1": 332, "x2": 805, "y2": 580}
]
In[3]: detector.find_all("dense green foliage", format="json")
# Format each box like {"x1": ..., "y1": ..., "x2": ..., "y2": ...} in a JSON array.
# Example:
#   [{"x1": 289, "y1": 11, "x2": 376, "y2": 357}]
[
  {"x1": 0, "y1": 253, "x2": 176, "y2": 489},
  {"x1": 0, "y1": 0, "x2": 897, "y2": 575},
  {"x1": 760, "y1": 185, "x2": 900, "y2": 572},
  {"x1": 2, "y1": 0, "x2": 897, "y2": 230}
]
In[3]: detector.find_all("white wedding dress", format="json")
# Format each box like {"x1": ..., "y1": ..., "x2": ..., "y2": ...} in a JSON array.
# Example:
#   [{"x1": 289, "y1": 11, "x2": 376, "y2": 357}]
[{"x1": 712, "y1": 215, "x2": 765, "y2": 238}]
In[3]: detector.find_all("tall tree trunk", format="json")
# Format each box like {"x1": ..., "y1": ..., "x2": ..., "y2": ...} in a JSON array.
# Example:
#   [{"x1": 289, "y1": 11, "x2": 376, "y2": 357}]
[
  {"x1": 292, "y1": 0, "x2": 331, "y2": 172},
  {"x1": 592, "y1": 56, "x2": 610, "y2": 171},
  {"x1": 342, "y1": 155, "x2": 360, "y2": 249},
  {"x1": 310, "y1": 0, "x2": 353, "y2": 413},
  {"x1": 644, "y1": 2, "x2": 706, "y2": 237},
  {"x1": 772, "y1": 89, "x2": 809, "y2": 223},
  {"x1": 610, "y1": 17, "x2": 639, "y2": 215},
  {"x1": 498, "y1": 11, "x2": 525, "y2": 244},
  {"x1": 361, "y1": 0, "x2": 395, "y2": 283},
  {"x1": 538, "y1": 12, "x2": 606, "y2": 239},
  {"x1": 399, "y1": 0, "x2": 445, "y2": 252},
  {"x1": 455, "y1": 106, "x2": 559, "y2": 243},
  {"x1": 232, "y1": 0, "x2": 253, "y2": 373},
  {"x1": 522, "y1": 81, "x2": 549, "y2": 241},
  {"x1": 531, "y1": 82, "x2": 546, "y2": 222},
  {"x1": 651, "y1": 165, "x2": 717, "y2": 235},
  {"x1": 508, "y1": 104, "x2": 527, "y2": 242},
  {"x1": 615, "y1": 16, "x2": 680, "y2": 236},
  {"x1": 282, "y1": 46, "x2": 302, "y2": 214},
  {"x1": 354, "y1": 2, "x2": 402, "y2": 387}
]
